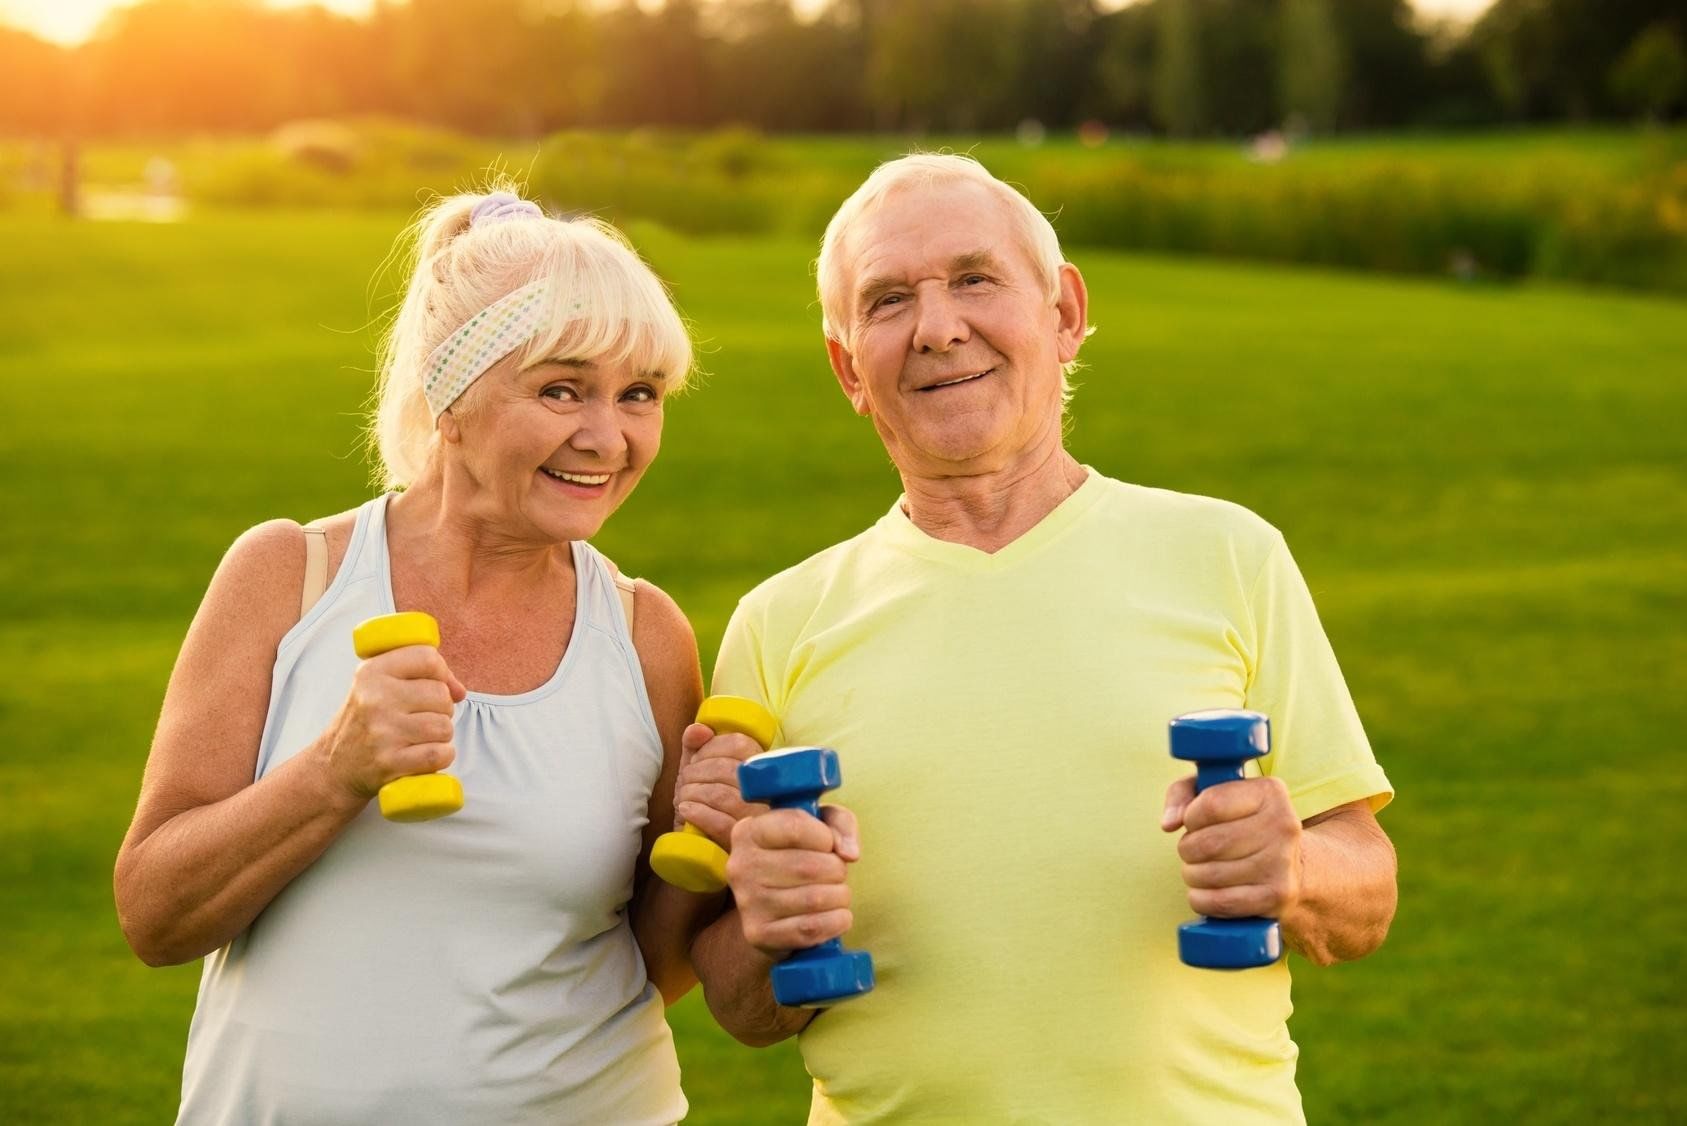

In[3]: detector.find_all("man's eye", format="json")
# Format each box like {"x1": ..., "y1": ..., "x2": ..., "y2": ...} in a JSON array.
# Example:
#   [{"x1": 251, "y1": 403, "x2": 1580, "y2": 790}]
[
  {"x1": 960, "y1": 274, "x2": 988, "y2": 286},
  {"x1": 872, "y1": 294, "x2": 904, "y2": 312}
]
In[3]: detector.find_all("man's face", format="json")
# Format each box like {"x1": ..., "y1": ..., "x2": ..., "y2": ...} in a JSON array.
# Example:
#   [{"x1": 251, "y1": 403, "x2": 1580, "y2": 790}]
[{"x1": 826, "y1": 179, "x2": 1086, "y2": 480}]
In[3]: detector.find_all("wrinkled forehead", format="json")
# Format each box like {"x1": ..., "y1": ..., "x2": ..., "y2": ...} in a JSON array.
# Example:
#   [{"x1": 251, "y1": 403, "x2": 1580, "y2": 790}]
[{"x1": 843, "y1": 178, "x2": 1021, "y2": 286}]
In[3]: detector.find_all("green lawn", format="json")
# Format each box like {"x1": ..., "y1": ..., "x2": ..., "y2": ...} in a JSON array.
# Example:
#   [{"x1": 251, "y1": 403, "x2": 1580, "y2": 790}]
[{"x1": 1, "y1": 210, "x2": 1682, "y2": 1122}]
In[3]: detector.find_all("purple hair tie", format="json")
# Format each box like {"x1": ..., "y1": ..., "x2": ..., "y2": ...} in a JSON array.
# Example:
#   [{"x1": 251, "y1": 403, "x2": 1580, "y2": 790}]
[{"x1": 470, "y1": 191, "x2": 543, "y2": 228}]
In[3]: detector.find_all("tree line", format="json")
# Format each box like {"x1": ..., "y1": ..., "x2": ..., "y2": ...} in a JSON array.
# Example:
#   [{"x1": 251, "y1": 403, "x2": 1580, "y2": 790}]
[{"x1": 1, "y1": 0, "x2": 1682, "y2": 138}]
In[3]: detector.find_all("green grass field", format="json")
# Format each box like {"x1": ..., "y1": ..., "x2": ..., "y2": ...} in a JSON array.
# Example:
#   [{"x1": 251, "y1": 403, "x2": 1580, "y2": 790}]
[{"x1": 1, "y1": 209, "x2": 1683, "y2": 1122}]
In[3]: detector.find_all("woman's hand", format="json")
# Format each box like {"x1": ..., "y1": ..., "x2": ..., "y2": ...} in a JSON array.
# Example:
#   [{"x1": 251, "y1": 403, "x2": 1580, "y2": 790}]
[
  {"x1": 319, "y1": 644, "x2": 467, "y2": 805},
  {"x1": 674, "y1": 722, "x2": 767, "y2": 850}
]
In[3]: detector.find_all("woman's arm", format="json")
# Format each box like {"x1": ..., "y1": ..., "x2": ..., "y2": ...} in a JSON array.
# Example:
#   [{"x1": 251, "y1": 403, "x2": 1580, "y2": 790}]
[
  {"x1": 627, "y1": 579, "x2": 720, "y2": 1005},
  {"x1": 114, "y1": 520, "x2": 462, "y2": 966}
]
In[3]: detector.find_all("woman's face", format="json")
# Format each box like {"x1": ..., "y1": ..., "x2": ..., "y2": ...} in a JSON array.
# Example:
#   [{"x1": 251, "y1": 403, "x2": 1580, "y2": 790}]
[{"x1": 446, "y1": 350, "x2": 667, "y2": 545}]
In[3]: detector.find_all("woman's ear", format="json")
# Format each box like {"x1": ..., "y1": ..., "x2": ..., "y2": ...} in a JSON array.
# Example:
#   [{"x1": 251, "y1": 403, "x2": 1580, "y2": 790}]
[{"x1": 437, "y1": 409, "x2": 462, "y2": 445}]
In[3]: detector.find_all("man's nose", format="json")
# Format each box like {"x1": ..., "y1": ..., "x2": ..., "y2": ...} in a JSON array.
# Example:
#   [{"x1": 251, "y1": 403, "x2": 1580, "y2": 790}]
[{"x1": 912, "y1": 288, "x2": 969, "y2": 354}]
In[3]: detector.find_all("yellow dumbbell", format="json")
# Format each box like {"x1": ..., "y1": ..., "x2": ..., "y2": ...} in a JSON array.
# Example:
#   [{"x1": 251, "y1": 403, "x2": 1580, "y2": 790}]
[
  {"x1": 351, "y1": 611, "x2": 465, "y2": 823},
  {"x1": 649, "y1": 695, "x2": 778, "y2": 893}
]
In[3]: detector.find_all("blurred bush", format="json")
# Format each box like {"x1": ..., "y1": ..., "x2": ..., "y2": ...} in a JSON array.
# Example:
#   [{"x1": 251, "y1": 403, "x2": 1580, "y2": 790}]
[
  {"x1": 194, "y1": 117, "x2": 501, "y2": 209},
  {"x1": 528, "y1": 128, "x2": 840, "y2": 238},
  {"x1": 9, "y1": 119, "x2": 1684, "y2": 296}
]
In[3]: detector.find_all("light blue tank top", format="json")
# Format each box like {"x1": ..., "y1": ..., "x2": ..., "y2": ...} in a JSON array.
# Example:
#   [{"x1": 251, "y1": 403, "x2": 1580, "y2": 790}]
[{"x1": 177, "y1": 494, "x2": 685, "y2": 1125}]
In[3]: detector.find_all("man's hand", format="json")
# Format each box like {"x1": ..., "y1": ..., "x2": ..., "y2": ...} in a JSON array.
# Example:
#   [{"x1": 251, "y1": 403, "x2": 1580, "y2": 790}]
[
  {"x1": 1161, "y1": 775, "x2": 1303, "y2": 920},
  {"x1": 727, "y1": 804, "x2": 860, "y2": 957},
  {"x1": 674, "y1": 722, "x2": 767, "y2": 850}
]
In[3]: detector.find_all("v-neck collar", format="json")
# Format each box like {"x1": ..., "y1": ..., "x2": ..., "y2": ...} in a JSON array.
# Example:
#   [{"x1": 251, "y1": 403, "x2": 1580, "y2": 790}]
[{"x1": 874, "y1": 466, "x2": 1105, "y2": 571}]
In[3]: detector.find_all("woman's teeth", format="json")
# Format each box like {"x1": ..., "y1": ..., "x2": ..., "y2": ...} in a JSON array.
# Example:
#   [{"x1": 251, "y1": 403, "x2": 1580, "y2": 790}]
[{"x1": 541, "y1": 468, "x2": 611, "y2": 485}]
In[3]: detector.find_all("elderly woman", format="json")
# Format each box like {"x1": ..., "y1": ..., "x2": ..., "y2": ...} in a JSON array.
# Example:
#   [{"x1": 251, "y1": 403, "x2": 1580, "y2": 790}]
[{"x1": 114, "y1": 189, "x2": 711, "y2": 1123}]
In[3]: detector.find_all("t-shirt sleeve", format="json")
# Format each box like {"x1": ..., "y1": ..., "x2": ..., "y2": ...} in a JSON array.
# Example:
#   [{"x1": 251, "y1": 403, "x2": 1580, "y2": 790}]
[
  {"x1": 1245, "y1": 532, "x2": 1393, "y2": 819},
  {"x1": 710, "y1": 596, "x2": 780, "y2": 721}
]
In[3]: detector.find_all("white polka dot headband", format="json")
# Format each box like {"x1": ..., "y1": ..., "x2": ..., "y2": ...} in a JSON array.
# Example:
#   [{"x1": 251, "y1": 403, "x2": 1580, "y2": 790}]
[{"x1": 422, "y1": 278, "x2": 551, "y2": 417}]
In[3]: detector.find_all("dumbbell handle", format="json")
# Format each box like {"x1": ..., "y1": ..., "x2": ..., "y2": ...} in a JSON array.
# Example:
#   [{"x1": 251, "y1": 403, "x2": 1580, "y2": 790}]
[
  {"x1": 1195, "y1": 758, "x2": 1251, "y2": 794},
  {"x1": 351, "y1": 612, "x2": 464, "y2": 823}
]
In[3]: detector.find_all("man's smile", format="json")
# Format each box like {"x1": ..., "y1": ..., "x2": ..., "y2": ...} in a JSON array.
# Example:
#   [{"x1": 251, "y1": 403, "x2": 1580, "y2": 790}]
[{"x1": 917, "y1": 367, "x2": 993, "y2": 392}]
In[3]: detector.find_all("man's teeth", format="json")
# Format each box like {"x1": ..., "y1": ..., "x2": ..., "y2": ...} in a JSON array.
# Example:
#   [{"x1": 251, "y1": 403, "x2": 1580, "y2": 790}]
[
  {"x1": 542, "y1": 468, "x2": 611, "y2": 485},
  {"x1": 931, "y1": 370, "x2": 989, "y2": 388}
]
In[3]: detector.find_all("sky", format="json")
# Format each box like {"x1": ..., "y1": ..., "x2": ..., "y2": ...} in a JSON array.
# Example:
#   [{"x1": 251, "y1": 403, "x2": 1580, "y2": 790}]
[{"x1": 0, "y1": 0, "x2": 1499, "y2": 48}]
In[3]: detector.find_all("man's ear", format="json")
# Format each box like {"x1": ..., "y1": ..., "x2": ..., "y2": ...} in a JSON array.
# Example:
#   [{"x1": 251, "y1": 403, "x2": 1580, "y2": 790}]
[
  {"x1": 1054, "y1": 262, "x2": 1090, "y2": 366},
  {"x1": 827, "y1": 335, "x2": 871, "y2": 416}
]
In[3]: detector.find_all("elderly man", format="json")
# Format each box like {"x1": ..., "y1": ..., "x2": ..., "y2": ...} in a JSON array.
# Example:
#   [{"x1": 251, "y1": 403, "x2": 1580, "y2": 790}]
[{"x1": 681, "y1": 154, "x2": 1397, "y2": 1123}]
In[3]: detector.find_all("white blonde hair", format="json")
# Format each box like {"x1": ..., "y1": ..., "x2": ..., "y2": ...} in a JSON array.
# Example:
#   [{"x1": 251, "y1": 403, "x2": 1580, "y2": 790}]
[
  {"x1": 816, "y1": 153, "x2": 1084, "y2": 399},
  {"x1": 369, "y1": 186, "x2": 693, "y2": 489}
]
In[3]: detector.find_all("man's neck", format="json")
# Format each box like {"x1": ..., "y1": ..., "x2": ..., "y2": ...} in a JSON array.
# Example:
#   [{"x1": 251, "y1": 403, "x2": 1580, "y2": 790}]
[{"x1": 899, "y1": 448, "x2": 1088, "y2": 554}]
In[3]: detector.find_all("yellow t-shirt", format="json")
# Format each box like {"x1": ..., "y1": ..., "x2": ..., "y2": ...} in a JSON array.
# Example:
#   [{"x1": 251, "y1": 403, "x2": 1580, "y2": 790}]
[{"x1": 713, "y1": 470, "x2": 1393, "y2": 1125}]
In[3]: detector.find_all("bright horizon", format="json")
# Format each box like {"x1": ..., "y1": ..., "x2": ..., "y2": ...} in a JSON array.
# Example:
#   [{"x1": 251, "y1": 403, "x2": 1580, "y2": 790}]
[{"x1": 2, "y1": 0, "x2": 1499, "y2": 48}]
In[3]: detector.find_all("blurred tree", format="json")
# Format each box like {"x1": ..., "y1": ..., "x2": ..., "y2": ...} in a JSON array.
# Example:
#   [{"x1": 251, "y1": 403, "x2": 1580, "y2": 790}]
[
  {"x1": 1328, "y1": 0, "x2": 1427, "y2": 127},
  {"x1": 81, "y1": 0, "x2": 313, "y2": 131},
  {"x1": 0, "y1": 0, "x2": 1678, "y2": 139},
  {"x1": 1012, "y1": 0, "x2": 1101, "y2": 130},
  {"x1": 1609, "y1": 23, "x2": 1686, "y2": 122},
  {"x1": 0, "y1": 26, "x2": 70, "y2": 134},
  {"x1": 1152, "y1": 0, "x2": 1204, "y2": 135},
  {"x1": 1200, "y1": 0, "x2": 1277, "y2": 135},
  {"x1": 1086, "y1": 3, "x2": 1158, "y2": 127},
  {"x1": 708, "y1": 0, "x2": 867, "y2": 131},
  {"x1": 1279, "y1": 0, "x2": 1347, "y2": 132},
  {"x1": 866, "y1": 0, "x2": 1023, "y2": 131},
  {"x1": 1472, "y1": 0, "x2": 1684, "y2": 120},
  {"x1": 593, "y1": 0, "x2": 710, "y2": 127}
]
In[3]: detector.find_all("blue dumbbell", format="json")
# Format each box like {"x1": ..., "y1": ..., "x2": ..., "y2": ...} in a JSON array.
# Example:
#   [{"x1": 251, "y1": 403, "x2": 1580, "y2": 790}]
[
  {"x1": 1168, "y1": 709, "x2": 1283, "y2": 970},
  {"x1": 737, "y1": 746, "x2": 875, "y2": 1008}
]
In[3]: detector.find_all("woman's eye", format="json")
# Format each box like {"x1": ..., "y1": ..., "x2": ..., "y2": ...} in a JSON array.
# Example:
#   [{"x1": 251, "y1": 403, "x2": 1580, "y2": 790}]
[
  {"x1": 541, "y1": 385, "x2": 578, "y2": 402},
  {"x1": 622, "y1": 385, "x2": 659, "y2": 404}
]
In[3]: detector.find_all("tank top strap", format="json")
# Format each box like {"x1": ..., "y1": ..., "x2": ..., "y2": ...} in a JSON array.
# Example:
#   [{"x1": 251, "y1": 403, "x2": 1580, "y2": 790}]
[
  {"x1": 354, "y1": 493, "x2": 393, "y2": 584},
  {"x1": 572, "y1": 540, "x2": 634, "y2": 646}
]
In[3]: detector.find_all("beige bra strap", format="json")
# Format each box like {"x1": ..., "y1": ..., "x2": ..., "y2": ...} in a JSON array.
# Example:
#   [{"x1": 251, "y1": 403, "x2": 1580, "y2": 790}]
[
  {"x1": 300, "y1": 523, "x2": 329, "y2": 618},
  {"x1": 601, "y1": 555, "x2": 637, "y2": 633},
  {"x1": 613, "y1": 573, "x2": 637, "y2": 633}
]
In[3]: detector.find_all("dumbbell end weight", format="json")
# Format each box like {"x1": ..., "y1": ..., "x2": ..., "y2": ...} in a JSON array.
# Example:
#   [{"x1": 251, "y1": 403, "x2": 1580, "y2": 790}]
[
  {"x1": 1178, "y1": 917, "x2": 1282, "y2": 969},
  {"x1": 378, "y1": 774, "x2": 464, "y2": 822},
  {"x1": 770, "y1": 940, "x2": 876, "y2": 1008},
  {"x1": 650, "y1": 824, "x2": 729, "y2": 893}
]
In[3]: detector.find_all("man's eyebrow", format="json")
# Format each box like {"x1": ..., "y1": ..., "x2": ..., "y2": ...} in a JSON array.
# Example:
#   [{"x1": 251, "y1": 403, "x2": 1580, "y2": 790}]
[
  {"x1": 855, "y1": 275, "x2": 904, "y2": 311},
  {"x1": 855, "y1": 251, "x2": 1005, "y2": 311},
  {"x1": 951, "y1": 250, "x2": 1005, "y2": 275}
]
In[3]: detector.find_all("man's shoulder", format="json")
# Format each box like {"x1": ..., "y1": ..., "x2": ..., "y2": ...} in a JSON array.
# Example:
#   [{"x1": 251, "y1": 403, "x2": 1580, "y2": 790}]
[
  {"x1": 734, "y1": 521, "x2": 888, "y2": 620},
  {"x1": 1090, "y1": 472, "x2": 1282, "y2": 548}
]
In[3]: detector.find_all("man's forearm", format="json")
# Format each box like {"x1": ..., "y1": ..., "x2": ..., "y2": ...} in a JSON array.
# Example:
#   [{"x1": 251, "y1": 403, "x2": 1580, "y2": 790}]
[
  {"x1": 1280, "y1": 803, "x2": 1397, "y2": 966},
  {"x1": 691, "y1": 907, "x2": 814, "y2": 1047}
]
